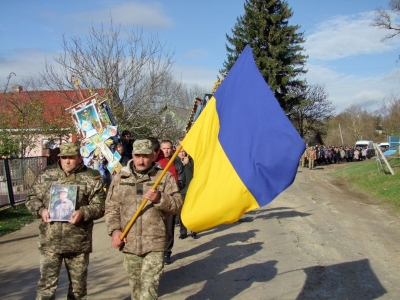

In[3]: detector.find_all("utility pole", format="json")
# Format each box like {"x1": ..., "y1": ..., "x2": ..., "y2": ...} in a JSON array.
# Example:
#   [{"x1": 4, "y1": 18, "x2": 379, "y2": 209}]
[{"x1": 339, "y1": 124, "x2": 344, "y2": 146}]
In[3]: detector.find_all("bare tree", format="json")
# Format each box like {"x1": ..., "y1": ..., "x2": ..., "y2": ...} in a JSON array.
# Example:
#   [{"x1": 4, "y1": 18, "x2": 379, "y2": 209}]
[
  {"x1": 324, "y1": 104, "x2": 380, "y2": 146},
  {"x1": 372, "y1": 0, "x2": 400, "y2": 41},
  {"x1": 142, "y1": 83, "x2": 210, "y2": 142},
  {"x1": 289, "y1": 84, "x2": 335, "y2": 138},
  {"x1": 380, "y1": 94, "x2": 400, "y2": 135},
  {"x1": 182, "y1": 84, "x2": 210, "y2": 108},
  {"x1": 324, "y1": 116, "x2": 346, "y2": 146},
  {"x1": 125, "y1": 78, "x2": 208, "y2": 141},
  {"x1": 150, "y1": 112, "x2": 186, "y2": 143},
  {"x1": 344, "y1": 105, "x2": 366, "y2": 141},
  {"x1": 41, "y1": 20, "x2": 176, "y2": 133},
  {"x1": 324, "y1": 118, "x2": 353, "y2": 147}
]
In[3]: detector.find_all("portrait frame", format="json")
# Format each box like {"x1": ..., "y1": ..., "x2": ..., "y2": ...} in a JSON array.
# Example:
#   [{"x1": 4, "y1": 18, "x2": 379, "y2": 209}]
[
  {"x1": 48, "y1": 185, "x2": 78, "y2": 222},
  {"x1": 69, "y1": 95, "x2": 106, "y2": 139}
]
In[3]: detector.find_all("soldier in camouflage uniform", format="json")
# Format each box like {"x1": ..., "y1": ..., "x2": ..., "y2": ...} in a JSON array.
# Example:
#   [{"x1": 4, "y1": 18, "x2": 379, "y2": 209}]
[
  {"x1": 300, "y1": 143, "x2": 309, "y2": 168},
  {"x1": 105, "y1": 139, "x2": 182, "y2": 300},
  {"x1": 307, "y1": 146, "x2": 317, "y2": 170},
  {"x1": 25, "y1": 142, "x2": 105, "y2": 300}
]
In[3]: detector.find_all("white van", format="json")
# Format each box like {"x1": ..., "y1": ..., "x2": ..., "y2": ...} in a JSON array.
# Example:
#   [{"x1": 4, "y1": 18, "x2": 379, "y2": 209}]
[
  {"x1": 355, "y1": 140, "x2": 375, "y2": 158},
  {"x1": 379, "y1": 142, "x2": 389, "y2": 150}
]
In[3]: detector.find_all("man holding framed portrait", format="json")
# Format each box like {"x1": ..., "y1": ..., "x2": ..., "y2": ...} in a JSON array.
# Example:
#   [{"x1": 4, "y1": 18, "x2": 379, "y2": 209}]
[{"x1": 26, "y1": 142, "x2": 105, "y2": 299}]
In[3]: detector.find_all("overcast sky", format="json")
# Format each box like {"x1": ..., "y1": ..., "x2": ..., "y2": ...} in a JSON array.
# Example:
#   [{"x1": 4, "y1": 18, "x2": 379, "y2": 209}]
[{"x1": 1, "y1": 0, "x2": 399, "y2": 113}]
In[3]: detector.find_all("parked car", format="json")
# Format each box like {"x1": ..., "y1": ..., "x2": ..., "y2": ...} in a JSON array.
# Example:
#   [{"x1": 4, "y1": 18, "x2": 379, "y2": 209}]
[{"x1": 378, "y1": 142, "x2": 389, "y2": 151}]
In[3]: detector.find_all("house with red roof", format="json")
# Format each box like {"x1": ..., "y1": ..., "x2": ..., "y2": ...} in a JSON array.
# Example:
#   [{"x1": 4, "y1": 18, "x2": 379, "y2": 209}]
[{"x1": 0, "y1": 86, "x2": 108, "y2": 157}]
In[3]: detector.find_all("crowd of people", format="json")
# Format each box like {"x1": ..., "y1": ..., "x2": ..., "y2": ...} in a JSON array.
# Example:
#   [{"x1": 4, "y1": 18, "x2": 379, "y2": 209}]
[
  {"x1": 36, "y1": 134, "x2": 385, "y2": 299},
  {"x1": 26, "y1": 133, "x2": 199, "y2": 299},
  {"x1": 300, "y1": 144, "x2": 375, "y2": 169}
]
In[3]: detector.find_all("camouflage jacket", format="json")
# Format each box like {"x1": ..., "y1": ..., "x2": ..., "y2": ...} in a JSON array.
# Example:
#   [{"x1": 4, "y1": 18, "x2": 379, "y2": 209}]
[
  {"x1": 25, "y1": 163, "x2": 105, "y2": 253},
  {"x1": 105, "y1": 161, "x2": 182, "y2": 255},
  {"x1": 306, "y1": 147, "x2": 317, "y2": 160}
]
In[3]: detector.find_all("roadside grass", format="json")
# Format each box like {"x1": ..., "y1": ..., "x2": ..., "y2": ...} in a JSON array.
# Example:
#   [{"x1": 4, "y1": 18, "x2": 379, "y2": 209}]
[
  {"x1": 331, "y1": 157, "x2": 400, "y2": 211},
  {"x1": 0, "y1": 204, "x2": 36, "y2": 237}
]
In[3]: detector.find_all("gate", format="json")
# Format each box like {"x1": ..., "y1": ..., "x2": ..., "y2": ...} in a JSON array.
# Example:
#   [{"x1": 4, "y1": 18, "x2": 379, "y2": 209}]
[{"x1": 0, "y1": 157, "x2": 48, "y2": 207}]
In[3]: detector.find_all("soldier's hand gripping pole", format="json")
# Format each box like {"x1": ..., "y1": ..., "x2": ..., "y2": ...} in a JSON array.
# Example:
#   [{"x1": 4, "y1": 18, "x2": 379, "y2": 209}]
[{"x1": 120, "y1": 144, "x2": 183, "y2": 241}]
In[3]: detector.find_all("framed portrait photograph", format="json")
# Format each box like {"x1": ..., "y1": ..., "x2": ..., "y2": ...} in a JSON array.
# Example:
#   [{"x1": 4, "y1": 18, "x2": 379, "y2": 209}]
[{"x1": 49, "y1": 185, "x2": 78, "y2": 221}]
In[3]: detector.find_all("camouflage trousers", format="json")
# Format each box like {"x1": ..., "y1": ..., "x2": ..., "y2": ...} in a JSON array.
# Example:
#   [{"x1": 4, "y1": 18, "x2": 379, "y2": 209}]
[
  {"x1": 300, "y1": 156, "x2": 308, "y2": 167},
  {"x1": 123, "y1": 251, "x2": 164, "y2": 300},
  {"x1": 36, "y1": 251, "x2": 89, "y2": 300},
  {"x1": 309, "y1": 159, "x2": 315, "y2": 170}
]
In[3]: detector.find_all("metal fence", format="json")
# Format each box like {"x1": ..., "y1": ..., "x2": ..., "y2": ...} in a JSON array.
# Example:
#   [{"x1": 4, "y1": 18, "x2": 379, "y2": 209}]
[{"x1": 0, "y1": 156, "x2": 48, "y2": 208}]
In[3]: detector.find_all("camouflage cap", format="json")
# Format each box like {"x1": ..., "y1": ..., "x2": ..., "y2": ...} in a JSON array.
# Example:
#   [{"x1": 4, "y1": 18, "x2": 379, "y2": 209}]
[
  {"x1": 133, "y1": 139, "x2": 153, "y2": 155},
  {"x1": 59, "y1": 187, "x2": 68, "y2": 193},
  {"x1": 58, "y1": 142, "x2": 80, "y2": 156}
]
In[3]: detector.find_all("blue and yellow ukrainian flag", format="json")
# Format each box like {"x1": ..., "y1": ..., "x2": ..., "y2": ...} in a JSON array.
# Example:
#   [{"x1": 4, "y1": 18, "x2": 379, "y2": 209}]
[{"x1": 181, "y1": 45, "x2": 305, "y2": 232}]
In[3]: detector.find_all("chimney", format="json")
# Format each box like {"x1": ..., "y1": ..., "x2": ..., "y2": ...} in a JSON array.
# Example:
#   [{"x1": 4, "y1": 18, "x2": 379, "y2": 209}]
[{"x1": 11, "y1": 85, "x2": 23, "y2": 93}]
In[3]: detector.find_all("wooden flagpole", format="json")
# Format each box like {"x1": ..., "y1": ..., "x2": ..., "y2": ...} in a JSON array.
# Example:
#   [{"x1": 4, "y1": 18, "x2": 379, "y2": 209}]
[{"x1": 72, "y1": 75, "x2": 85, "y2": 101}]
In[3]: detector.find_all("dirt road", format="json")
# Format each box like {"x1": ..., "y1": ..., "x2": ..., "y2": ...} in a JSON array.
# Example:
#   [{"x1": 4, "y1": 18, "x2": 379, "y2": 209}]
[{"x1": 0, "y1": 163, "x2": 399, "y2": 299}]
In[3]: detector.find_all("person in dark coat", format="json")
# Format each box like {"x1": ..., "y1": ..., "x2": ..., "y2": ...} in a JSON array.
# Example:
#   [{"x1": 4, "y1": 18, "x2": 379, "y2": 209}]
[
  {"x1": 159, "y1": 140, "x2": 184, "y2": 265},
  {"x1": 177, "y1": 144, "x2": 197, "y2": 239},
  {"x1": 121, "y1": 130, "x2": 134, "y2": 159},
  {"x1": 116, "y1": 143, "x2": 130, "y2": 167}
]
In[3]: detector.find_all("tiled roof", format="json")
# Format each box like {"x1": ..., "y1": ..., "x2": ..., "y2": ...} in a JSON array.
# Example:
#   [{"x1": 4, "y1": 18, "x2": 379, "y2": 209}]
[{"x1": 0, "y1": 89, "x2": 108, "y2": 129}]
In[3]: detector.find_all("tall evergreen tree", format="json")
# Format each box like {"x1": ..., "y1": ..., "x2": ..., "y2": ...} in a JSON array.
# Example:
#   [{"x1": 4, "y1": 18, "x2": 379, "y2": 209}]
[{"x1": 222, "y1": 0, "x2": 308, "y2": 111}]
